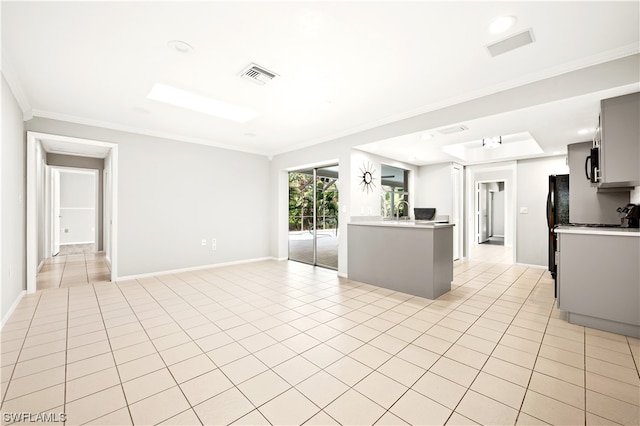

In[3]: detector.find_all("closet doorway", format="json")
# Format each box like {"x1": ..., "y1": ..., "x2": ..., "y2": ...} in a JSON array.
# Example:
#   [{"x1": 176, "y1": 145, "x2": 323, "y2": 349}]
[{"x1": 288, "y1": 165, "x2": 339, "y2": 270}]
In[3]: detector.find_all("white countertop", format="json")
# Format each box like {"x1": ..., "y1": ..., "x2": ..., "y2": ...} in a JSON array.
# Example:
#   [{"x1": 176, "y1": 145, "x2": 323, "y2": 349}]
[
  {"x1": 348, "y1": 220, "x2": 454, "y2": 229},
  {"x1": 555, "y1": 226, "x2": 640, "y2": 237}
]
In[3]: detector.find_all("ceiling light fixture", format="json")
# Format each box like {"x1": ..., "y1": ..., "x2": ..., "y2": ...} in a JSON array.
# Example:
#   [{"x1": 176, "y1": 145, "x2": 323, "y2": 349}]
[
  {"x1": 482, "y1": 136, "x2": 502, "y2": 149},
  {"x1": 147, "y1": 83, "x2": 259, "y2": 123},
  {"x1": 489, "y1": 16, "x2": 516, "y2": 34},
  {"x1": 421, "y1": 133, "x2": 434, "y2": 141},
  {"x1": 167, "y1": 40, "x2": 193, "y2": 54},
  {"x1": 578, "y1": 128, "x2": 594, "y2": 135}
]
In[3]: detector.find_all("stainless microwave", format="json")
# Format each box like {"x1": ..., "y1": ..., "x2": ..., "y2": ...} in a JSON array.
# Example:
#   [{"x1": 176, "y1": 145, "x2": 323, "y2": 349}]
[{"x1": 585, "y1": 146, "x2": 599, "y2": 183}]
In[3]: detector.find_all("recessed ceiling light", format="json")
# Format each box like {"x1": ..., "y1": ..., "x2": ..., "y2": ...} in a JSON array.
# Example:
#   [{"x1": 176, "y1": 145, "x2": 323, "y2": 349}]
[
  {"x1": 421, "y1": 133, "x2": 434, "y2": 141},
  {"x1": 489, "y1": 16, "x2": 517, "y2": 34},
  {"x1": 147, "y1": 83, "x2": 259, "y2": 123},
  {"x1": 578, "y1": 128, "x2": 594, "y2": 135},
  {"x1": 168, "y1": 40, "x2": 193, "y2": 54}
]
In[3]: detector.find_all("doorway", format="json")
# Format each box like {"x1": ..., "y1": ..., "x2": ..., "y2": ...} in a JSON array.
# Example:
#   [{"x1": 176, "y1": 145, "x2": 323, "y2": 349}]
[
  {"x1": 49, "y1": 167, "x2": 99, "y2": 256},
  {"x1": 288, "y1": 165, "x2": 339, "y2": 270},
  {"x1": 477, "y1": 181, "x2": 506, "y2": 245},
  {"x1": 27, "y1": 132, "x2": 118, "y2": 293}
]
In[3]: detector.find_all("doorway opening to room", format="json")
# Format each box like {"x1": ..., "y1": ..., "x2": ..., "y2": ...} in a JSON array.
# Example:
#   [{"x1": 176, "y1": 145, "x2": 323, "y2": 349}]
[
  {"x1": 477, "y1": 181, "x2": 506, "y2": 246},
  {"x1": 27, "y1": 132, "x2": 118, "y2": 292},
  {"x1": 288, "y1": 165, "x2": 339, "y2": 270},
  {"x1": 472, "y1": 179, "x2": 512, "y2": 264},
  {"x1": 37, "y1": 166, "x2": 111, "y2": 290}
]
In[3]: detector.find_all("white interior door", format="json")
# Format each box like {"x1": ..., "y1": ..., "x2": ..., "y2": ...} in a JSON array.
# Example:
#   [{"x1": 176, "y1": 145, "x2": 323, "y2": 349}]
[
  {"x1": 52, "y1": 169, "x2": 61, "y2": 256},
  {"x1": 104, "y1": 152, "x2": 113, "y2": 264},
  {"x1": 488, "y1": 191, "x2": 494, "y2": 237},
  {"x1": 452, "y1": 165, "x2": 462, "y2": 260},
  {"x1": 478, "y1": 183, "x2": 489, "y2": 243}
]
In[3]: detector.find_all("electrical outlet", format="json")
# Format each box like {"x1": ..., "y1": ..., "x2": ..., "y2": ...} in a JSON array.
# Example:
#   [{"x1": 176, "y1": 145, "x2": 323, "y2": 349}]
[
  {"x1": 201, "y1": 239, "x2": 207, "y2": 246},
  {"x1": 212, "y1": 238, "x2": 217, "y2": 251}
]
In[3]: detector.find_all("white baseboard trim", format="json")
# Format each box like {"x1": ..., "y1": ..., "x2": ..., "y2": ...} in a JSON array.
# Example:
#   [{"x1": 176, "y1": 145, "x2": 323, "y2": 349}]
[
  {"x1": 516, "y1": 263, "x2": 547, "y2": 270},
  {"x1": 1, "y1": 290, "x2": 27, "y2": 330},
  {"x1": 116, "y1": 257, "x2": 279, "y2": 281},
  {"x1": 37, "y1": 259, "x2": 46, "y2": 273},
  {"x1": 60, "y1": 241, "x2": 96, "y2": 246},
  {"x1": 337, "y1": 272, "x2": 348, "y2": 278}
]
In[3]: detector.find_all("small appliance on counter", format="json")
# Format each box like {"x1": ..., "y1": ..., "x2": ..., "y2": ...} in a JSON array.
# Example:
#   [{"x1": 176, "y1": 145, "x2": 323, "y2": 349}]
[
  {"x1": 414, "y1": 208, "x2": 436, "y2": 221},
  {"x1": 618, "y1": 203, "x2": 640, "y2": 228}
]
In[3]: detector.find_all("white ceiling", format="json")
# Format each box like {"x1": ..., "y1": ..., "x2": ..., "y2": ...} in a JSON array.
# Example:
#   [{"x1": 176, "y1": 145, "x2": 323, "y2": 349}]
[{"x1": 2, "y1": 1, "x2": 639, "y2": 163}]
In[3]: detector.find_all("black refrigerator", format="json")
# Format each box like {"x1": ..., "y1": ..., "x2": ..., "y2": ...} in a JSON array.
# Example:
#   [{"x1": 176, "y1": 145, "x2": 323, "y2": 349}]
[{"x1": 546, "y1": 174, "x2": 569, "y2": 296}]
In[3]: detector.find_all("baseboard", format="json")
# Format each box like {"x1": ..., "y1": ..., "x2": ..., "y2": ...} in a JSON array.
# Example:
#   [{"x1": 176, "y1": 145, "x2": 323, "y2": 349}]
[
  {"x1": 515, "y1": 262, "x2": 547, "y2": 269},
  {"x1": 60, "y1": 241, "x2": 95, "y2": 245},
  {"x1": 1, "y1": 290, "x2": 27, "y2": 330},
  {"x1": 337, "y1": 272, "x2": 348, "y2": 278},
  {"x1": 37, "y1": 258, "x2": 46, "y2": 273},
  {"x1": 116, "y1": 256, "x2": 279, "y2": 281}
]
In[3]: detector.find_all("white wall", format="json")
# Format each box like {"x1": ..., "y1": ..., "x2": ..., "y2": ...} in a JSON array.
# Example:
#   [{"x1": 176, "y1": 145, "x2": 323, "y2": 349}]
[
  {"x1": 416, "y1": 163, "x2": 455, "y2": 218},
  {"x1": 516, "y1": 156, "x2": 569, "y2": 267},
  {"x1": 1, "y1": 74, "x2": 26, "y2": 324},
  {"x1": 351, "y1": 149, "x2": 417, "y2": 218},
  {"x1": 26, "y1": 118, "x2": 271, "y2": 278},
  {"x1": 59, "y1": 170, "x2": 96, "y2": 244}
]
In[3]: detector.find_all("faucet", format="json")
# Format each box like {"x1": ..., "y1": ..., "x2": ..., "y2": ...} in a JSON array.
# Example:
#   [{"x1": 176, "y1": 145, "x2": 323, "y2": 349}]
[{"x1": 396, "y1": 200, "x2": 410, "y2": 222}]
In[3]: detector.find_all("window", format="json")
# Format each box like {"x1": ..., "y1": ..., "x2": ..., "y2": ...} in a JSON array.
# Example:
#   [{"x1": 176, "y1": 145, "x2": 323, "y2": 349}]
[{"x1": 380, "y1": 164, "x2": 409, "y2": 219}]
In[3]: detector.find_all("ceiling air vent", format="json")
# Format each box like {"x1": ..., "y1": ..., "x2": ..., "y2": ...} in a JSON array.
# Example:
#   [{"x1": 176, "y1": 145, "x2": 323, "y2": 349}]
[
  {"x1": 239, "y1": 63, "x2": 278, "y2": 85},
  {"x1": 486, "y1": 29, "x2": 535, "y2": 57},
  {"x1": 438, "y1": 125, "x2": 469, "y2": 135}
]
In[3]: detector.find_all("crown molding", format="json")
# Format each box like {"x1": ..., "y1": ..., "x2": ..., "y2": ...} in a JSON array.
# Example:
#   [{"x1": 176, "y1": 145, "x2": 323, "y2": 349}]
[
  {"x1": 273, "y1": 47, "x2": 640, "y2": 157},
  {"x1": 31, "y1": 109, "x2": 270, "y2": 157},
  {"x1": 1, "y1": 60, "x2": 33, "y2": 121}
]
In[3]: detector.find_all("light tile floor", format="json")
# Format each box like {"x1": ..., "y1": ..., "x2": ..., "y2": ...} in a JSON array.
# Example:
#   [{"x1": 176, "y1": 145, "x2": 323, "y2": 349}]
[
  {"x1": 2, "y1": 257, "x2": 639, "y2": 425},
  {"x1": 36, "y1": 253, "x2": 111, "y2": 291}
]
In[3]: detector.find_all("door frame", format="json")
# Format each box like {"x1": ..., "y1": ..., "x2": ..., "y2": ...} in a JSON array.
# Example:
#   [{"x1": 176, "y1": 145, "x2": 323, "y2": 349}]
[
  {"x1": 287, "y1": 163, "x2": 339, "y2": 270},
  {"x1": 476, "y1": 180, "x2": 506, "y2": 244},
  {"x1": 27, "y1": 132, "x2": 118, "y2": 293},
  {"x1": 465, "y1": 161, "x2": 517, "y2": 264},
  {"x1": 47, "y1": 166, "x2": 100, "y2": 256}
]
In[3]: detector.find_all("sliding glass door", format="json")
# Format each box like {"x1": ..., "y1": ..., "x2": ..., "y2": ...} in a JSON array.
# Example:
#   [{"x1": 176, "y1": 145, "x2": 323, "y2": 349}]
[{"x1": 288, "y1": 165, "x2": 339, "y2": 269}]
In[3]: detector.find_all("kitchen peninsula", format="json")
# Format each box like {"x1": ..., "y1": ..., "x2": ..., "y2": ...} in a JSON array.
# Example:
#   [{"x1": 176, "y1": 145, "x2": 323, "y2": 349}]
[{"x1": 348, "y1": 221, "x2": 454, "y2": 299}]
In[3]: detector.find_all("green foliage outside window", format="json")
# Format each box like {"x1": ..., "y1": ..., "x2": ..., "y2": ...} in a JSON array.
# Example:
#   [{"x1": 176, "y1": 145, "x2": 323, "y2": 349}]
[{"x1": 289, "y1": 172, "x2": 339, "y2": 231}]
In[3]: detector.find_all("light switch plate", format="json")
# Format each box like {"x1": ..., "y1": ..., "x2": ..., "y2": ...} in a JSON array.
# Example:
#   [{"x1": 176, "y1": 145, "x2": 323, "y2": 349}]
[{"x1": 519, "y1": 207, "x2": 529, "y2": 214}]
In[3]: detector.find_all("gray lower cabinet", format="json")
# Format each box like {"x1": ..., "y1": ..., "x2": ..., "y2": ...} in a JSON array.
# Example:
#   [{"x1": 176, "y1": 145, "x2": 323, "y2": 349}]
[{"x1": 557, "y1": 230, "x2": 640, "y2": 337}]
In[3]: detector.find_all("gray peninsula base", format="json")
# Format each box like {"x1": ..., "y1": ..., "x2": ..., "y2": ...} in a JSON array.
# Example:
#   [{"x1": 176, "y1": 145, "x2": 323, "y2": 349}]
[{"x1": 347, "y1": 222, "x2": 454, "y2": 299}]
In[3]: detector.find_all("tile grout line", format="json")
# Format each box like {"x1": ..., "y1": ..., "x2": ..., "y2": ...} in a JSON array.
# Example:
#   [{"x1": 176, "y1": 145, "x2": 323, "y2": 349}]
[
  {"x1": 0, "y1": 292, "x2": 43, "y2": 411},
  {"x1": 118, "y1": 276, "x2": 213, "y2": 425},
  {"x1": 88, "y1": 282, "x2": 135, "y2": 425},
  {"x1": 421, "y1": 264, "x2": 537, "y2": 425},
  {"x1": 7, "y1": 259, "x2": 637, "y2": 426},
  {"x1": 360, "y1": 263, "x2": 535, "y2": 425}
]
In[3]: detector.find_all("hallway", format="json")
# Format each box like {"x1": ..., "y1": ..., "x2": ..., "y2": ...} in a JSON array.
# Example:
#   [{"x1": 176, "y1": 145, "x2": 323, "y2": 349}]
[{"x1": 36, "y1": 253, "x2": 111, "y2": 290}]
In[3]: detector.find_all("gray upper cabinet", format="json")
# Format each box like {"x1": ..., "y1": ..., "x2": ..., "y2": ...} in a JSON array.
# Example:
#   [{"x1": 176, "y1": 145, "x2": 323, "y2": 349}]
[
  {"x1": 597, "y1": 92, "x2": 640, "y2": 188},
  {"x1": 568, "y1": 142, "x2": 629, "y2": 224}
]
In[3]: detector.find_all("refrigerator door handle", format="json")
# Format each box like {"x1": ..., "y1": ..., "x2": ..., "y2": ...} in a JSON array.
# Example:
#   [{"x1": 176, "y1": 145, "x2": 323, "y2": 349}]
[{"x1": 546, "y1": 191, "x2": 552, "y2": 228}]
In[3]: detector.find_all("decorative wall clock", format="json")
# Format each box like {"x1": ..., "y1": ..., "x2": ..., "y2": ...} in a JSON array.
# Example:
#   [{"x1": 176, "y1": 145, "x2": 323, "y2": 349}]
[{"x1": 359, "y1": 162, "x2": 376, "y2": 194}]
